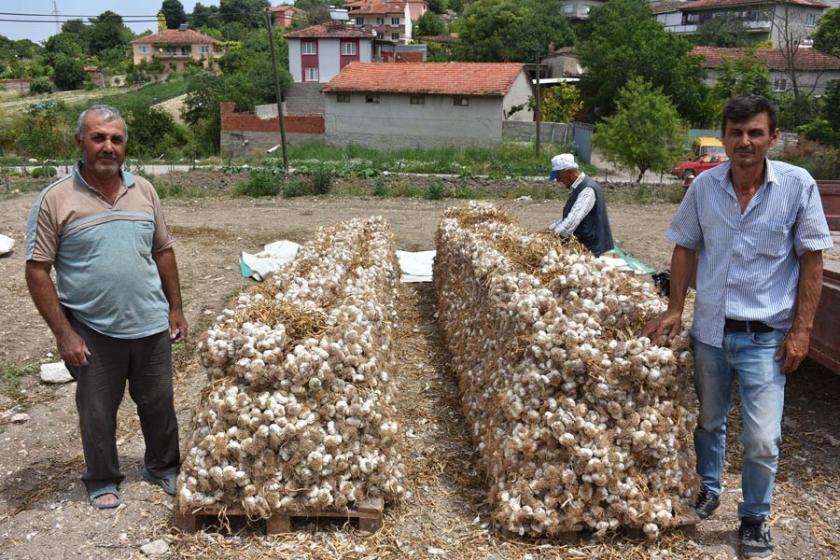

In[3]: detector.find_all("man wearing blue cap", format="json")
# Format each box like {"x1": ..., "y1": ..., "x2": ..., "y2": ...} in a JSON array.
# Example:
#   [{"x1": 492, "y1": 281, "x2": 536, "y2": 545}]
[{"x1": 546, "y1": 153, "x2": 614, "y2": 256}]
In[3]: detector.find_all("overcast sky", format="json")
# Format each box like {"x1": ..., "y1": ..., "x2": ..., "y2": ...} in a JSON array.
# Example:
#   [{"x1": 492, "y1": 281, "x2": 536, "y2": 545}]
[{"x1": 0, "y1": 1, "x2": 224, "y2": 44}]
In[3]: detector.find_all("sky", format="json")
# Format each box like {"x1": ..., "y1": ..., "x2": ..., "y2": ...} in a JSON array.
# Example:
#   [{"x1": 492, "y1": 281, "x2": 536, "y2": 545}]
[{"x1": 0, "y1": 1, "x2": 228, "y2": 44}]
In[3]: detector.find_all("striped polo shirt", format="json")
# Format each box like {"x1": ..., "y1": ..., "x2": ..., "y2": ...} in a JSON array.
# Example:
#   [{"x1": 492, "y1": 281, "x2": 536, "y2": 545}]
[
  {"x1": 26, "y1": 163, "x2": 174, "y2": 339},
  {"x1": 666, "y1": 159, "x2": 833, "y2": 348}
]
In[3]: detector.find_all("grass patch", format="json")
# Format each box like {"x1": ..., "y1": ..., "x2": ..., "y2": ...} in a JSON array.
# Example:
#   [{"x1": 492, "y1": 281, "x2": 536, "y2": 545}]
[
  {"x1": 155, "y1": 181, "x2": 213, "y2": 199},
  {"x1": 605, "y1": 183, "x2": 686, "y2": 205},
  {"x1": 1, "y1": 360, "x2": 41, "y2": 403},
  {"x1": 66, "y1": 78, "x2": 189, "y2": 115}
]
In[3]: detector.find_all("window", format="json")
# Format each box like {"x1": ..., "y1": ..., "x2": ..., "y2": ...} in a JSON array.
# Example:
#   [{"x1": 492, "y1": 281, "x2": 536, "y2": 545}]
[
  {"x1": 391, "y1": 32, "x2": 400, "y2": 40},
  {"x1": 337, "y1": 94, "x2": 351, "y2": 103},
  {"x1": 356, "y1": 16, "x2": 364, "y2": 25},
  {"x1": 806, "y1": 12, "x2": 817, "y2": 26},
  {"x1": 410, "y1": 95, "x2": 425, "y2": 105},
  {"x1": 200, "y1": 45, "x2": 209, "y2": 54},
  {"x1": 376, "y1": 17, "x2": 385, "y2": 25},
  {"x1": 391, "y1": 17, "x2": 400, "y2": 25},
  {"x1": 453, "y1": 96, "x2": 469, "y2": 106},
  {"x1": 341, "y1": 41, "x2": 357, "y2": 55},
  {"x1": 139, "y1": 45, "x2": 149, "y2": 53},
  {"x1": 305, "y1": 67, "x2": 319, "y2": 81},
  {"x1": 366, "y1": 94, "x2": 380, "y2": 104},
  {"x1": 774, "y1": 77, "x2": 788, "y2": 91},
  {"x1": 302, "y1": 41, "x2": 317, "y2": 55},
  {"x1": 563, "y1": 4, "x2": 574, "y2": 14}
]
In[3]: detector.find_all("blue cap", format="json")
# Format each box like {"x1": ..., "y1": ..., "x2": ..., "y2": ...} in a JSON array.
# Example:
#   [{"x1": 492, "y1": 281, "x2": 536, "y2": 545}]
[{"x1": 549, "y1": 169, "x2": 561, "y2": 181}]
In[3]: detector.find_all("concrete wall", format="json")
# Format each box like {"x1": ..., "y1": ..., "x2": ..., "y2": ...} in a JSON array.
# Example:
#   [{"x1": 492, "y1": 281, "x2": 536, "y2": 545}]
[
  {"x1": 502, "y1": 71, "x2": 535, "y2": 122},
  {"x1": 285, "y1": 83, "x2": 326, "y2": 115},
  {"x1": 325, "y1": 92, "x2": 504, "y2": 149},
  {"x1": 0, "y1": 79, "x2": 30, "y2": 94},
  {"x1": 221, "y1": 130, "x2": 324, "y2": 156},
  {"x1": 220, "y1": 102, "x2": 324, "y2": 155},
  {"x1": 289, "y1": 40, "x2": 302, "y2": 82},
  {"x1": 502, "y1": 121, "x2": 574, "y2": 145}
]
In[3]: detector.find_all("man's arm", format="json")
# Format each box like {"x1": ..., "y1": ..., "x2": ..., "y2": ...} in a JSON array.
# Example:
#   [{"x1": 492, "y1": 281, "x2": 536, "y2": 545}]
[
  {"x1": 641, "y1": 244, "x2": 696, "y2": 339},
  {"x1": 775, "y1": 250, "x2": 823, "y2": 374},
  {"x1": 549, "y1": 187, "x2": 596, "y2": 236},
  {"x1": 25, "y1": 261, "x2": 90, "y2": 367},
  {"x1": 153, "y1": 248, "x2": 188, "y2": 342}
]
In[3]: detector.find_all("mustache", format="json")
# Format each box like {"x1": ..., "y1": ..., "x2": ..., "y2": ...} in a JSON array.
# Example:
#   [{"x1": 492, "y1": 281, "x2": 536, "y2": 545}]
[{"x1": 734, "y1": 148, "x2": 755, "y2": 154}]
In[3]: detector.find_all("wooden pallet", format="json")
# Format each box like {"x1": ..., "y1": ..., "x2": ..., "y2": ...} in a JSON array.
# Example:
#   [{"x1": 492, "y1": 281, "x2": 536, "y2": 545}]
[{"x1": 174, "y1": 497, "x2": 384, "y2": 534}]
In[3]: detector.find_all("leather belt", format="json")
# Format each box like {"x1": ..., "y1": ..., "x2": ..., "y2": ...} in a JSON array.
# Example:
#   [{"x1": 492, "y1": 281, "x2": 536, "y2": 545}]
[{"x1": 724, "y1": 319, "x2": 774, "y2": 333}]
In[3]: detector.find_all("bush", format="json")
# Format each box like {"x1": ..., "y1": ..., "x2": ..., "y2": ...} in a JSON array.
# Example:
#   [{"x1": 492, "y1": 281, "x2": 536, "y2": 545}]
[
  {"x1": 236, "y1": 168, "x2": 281, "y2": 197},
  {"x1": 372, "y1": 177, "x2": 387, "y2": 197},
  {"x1": 424, "y1": 181, "x2": 445, "y2": 200},
  {"x1": 282, "y1": 179, "x2": 306, "y2": 198},
  {"x1": 29, "y1": 77, "x2": 55, "y2": 95},
  {"x1": 309, "y1": 165, "x2": 333, "y2": 195},
  {"x1": 31, "y1": 166, "x2": 58, "y2": 178}
]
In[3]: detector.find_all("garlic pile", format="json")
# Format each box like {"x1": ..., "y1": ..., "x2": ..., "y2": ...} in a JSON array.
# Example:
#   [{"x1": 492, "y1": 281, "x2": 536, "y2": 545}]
[
  {"x1": 178, "y1": 217, "x2": 406, "y2": 517},
  {"x1": 434, "y1": 203, "x2": 698, "y2": 539}
]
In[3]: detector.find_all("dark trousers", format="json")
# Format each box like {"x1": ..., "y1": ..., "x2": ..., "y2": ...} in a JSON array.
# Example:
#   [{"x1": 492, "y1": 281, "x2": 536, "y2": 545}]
[{"x1": 66, "y1": 316, "x2": 180, "y2": 493}]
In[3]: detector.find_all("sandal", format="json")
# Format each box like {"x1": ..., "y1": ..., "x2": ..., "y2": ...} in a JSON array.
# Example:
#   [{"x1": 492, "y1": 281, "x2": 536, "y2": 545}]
[
  {"x1": 142, "y1": 468, "x2": 177, "y2": 496},
  {"x1": 88, "y1": 483, "x2": 123, "y2": 509}
]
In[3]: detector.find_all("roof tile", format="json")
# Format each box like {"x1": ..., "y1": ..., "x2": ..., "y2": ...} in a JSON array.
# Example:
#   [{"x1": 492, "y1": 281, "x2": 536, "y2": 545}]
[
  {"x1": 650, "y1": 0, "x2": 827, "y2": 14},
  {"x1": 692, "y1": 46, "x2": 840, "y2": 71},
  {"x1": 286, "y1": 23, "x2": 377, "y2": 39},
  {"x1": 130, "y1": 29, "x2": 218, "y2": 45}
]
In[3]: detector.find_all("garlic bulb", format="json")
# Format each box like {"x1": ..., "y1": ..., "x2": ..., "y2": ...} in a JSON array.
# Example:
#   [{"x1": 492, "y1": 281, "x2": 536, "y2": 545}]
[
  {"x1": 178, "y1": 217, "x2": 406, "y2": 517},
  {"x1": 434, "y1": 203, "x2": 697, "y2": 538}
]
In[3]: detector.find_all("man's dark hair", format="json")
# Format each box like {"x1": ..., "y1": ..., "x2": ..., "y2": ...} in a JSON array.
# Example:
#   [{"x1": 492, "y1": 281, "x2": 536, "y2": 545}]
[{"x1": 721, "y1": 95, "x2": 778, "y2": 136}]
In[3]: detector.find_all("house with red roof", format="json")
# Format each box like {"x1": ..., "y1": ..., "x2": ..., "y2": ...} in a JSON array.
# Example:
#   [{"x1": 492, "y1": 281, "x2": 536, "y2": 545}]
[
  {"x1": 345, "y1": 0, "x2": 427, "y2": 43},
  {"x1": 130, "y1": 28, "x2": 223, "y2": 73},
  {"x1": 692, "y1": 46, "x2": 840, "y2": 94},
  {"x1": 321, "y1": 62, "x2": 533, "y2": 149},
  {"x1": 286, "y1": 23, "x2": 378, "y2": 83},
  {"x1": 651, "y1": 0, "x2": 829, "y2": 48},
  {"x1": 270, "y1": 4, "x2": 306, "y2": 29}
]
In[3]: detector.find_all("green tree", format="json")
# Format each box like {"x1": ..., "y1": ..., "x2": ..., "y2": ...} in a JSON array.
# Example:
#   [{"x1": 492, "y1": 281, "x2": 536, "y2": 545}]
[
  {"x1": 52, "y1": 54, "x2": 86, "y2": 90},
  {"x1": 416, "y1": 12, "x2": 446, "y2": 37},
  {"x1": 534, "y1": 83, "x2": 583, "y2": 123},
  {"x1": 88, "y1": 11, "x2": 131, "y2": 53},
  {"x1": 712, "y1": 49, "x2": 772, "y2": 99},
  {"x1": 43, "y1": 33, "x2": 83, "y2": 65},
  {"x1": 191, "y1": 2, "x2": 220, "y2": 28},
  {"x1": 814, "y1": 7, "x2": 840, "y2": 57},
  {"x1": 219, "y1": 0, "x2": 270, "y2": 29},
  {"x1": 161, "y1": 0, "x2": 188, "y2": 29},
  {"x1": 124, "y1": 105, "x2": 182, "y2": 157},
  {"x1": 428, "y1": 0, "x2": 449, "y2": 13},
  {"x1": 453, "y1": 0, "x2": 574, "y2": 62},
  {"x1": 594, "y1": 77, "x2": 685, "y2": 183},
  {"x1": 16, "y1": 100, "x2": 75, "y2": 159},
  {"x1": 60, "y1": 19, "x2": 90, "y2": 52},
  {"x1": 578, "y1": 0, "x2": 707, "y2": 125},
  {"x1": 694, "y1": 14, "x2": 750, "y2": 47}
]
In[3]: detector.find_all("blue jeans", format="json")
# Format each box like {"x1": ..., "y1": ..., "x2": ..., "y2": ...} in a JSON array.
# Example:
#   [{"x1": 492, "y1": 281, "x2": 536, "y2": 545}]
[{"x1": 693, "y1": 329, "x2": 786, "y2": 520}]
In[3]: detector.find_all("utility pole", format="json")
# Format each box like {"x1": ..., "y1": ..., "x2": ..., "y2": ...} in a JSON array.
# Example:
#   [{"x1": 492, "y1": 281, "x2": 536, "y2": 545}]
[
  {"x1": 265, "y1": 11, "x2": 289, "y2": 171},
  {"x1": 52, "y1": 0, "x2": 60, "y2": 34},
  {"x1": 534, "y1": 49, "x2": 542, "y2": 158}
]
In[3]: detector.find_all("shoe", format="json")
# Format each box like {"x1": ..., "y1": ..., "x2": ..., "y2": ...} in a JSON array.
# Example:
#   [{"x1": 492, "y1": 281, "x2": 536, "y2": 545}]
[
  {"x1": 694, "y1": 487, "x2": 720, "y2": 520},
  {"x1": 739, "y1": 517, "x2": 774, "y2": 558},
  {"x1": 142, "y1": 468, "x2": 177, "y2": 496},
  {"x1": 88, "y1": 482, "x2": 123, "y2": 509}
]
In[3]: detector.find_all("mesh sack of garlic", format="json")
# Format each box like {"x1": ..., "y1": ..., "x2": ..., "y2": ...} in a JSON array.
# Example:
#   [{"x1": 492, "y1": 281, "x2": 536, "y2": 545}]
[
  {"x1": 434, "y1": 202, "x2": 698, "y2": 539},
  {"x1": 178, "y1": 217, "x2": 406, "y2": 517}
]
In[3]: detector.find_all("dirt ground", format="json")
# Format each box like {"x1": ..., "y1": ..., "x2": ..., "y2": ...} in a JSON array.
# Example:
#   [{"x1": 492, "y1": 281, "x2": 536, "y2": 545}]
[{"x1": 0, "y1": 186, "x2": 838, "y2": 559}]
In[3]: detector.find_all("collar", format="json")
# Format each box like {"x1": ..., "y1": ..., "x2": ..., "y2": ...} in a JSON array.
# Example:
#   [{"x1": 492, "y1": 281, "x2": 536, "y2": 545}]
[
  {"x1": 569, "y1": 172, "x2": 586, "y2": 191},
  {"x1": 715, "y1": 158, "x2": 778, "y2": 198},
  {"x1": 73, "y1": 161, "x2": 136, "y2": 192}
]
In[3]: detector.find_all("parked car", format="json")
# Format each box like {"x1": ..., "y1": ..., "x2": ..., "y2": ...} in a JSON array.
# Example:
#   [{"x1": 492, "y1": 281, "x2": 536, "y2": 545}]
[
  {"x1": 692, "y1": 136, "x2": 725, "y2": 158},
  {"x1": 672, "y1": 153, "x2": 729, "y2": 181}
]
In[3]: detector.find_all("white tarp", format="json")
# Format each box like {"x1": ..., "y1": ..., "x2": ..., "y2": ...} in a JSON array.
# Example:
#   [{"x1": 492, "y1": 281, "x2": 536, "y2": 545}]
[
  {"x1": 0, "y1": 233, "x2": 14, "y2": 257},
  {"x1": 397, "y1": 250, "x2": 435, "y2": 283},
  {"x1": 239, "y1": 240, "x2": 301, "y2": 282}
]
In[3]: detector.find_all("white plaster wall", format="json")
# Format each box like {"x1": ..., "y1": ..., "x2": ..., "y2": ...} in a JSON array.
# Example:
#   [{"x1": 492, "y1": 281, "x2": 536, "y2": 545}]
[
  {"x1": 503, "y1": 71, "x2": 535, "y2": 122},
  {"x1": 319, "y1": 39, "x2": 341, "y2": 83},
  {"x1": 289, "y1": 40, "x2": 302, "y2": 82},
  {"x1": 325, "y1": 92, "x2": 504, "y2": 148}
]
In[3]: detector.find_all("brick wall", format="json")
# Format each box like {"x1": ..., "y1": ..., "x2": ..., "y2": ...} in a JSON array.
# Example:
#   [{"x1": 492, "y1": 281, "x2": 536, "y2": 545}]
[{"x1": 219, "y1": 102, "x2": 324, "y2": 155}]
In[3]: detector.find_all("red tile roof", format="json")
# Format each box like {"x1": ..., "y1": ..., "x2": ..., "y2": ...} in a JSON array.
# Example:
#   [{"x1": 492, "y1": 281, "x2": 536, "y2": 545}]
[
  {"x1": 651, "y1": 0, "x2": 827, "y2": 14},
  {"x1": 130, "y1": 29, "x2": 218, "y2": 45},
  {"x1": 346, "y1": 0, "x2": 408, "y2": 16},
  {"x1": 692, "y1": 46, "x2": 840, "y2": 71},
  {"x1": 286, "y1": 23, "x2": 377, "y2": 39},
  {"x1": 322, "y1": 62, "x2": 526, "y2": 96},
  {"x1": 269, "y1": 4, "x2": 304, "y2": 13}
]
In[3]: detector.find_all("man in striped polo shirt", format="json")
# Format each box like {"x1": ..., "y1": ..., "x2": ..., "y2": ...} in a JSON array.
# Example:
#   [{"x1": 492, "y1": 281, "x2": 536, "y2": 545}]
[
  {"x1": 25, "y1": 105, "x2": 187, "y2": 509},
  {"x1": 643, "y1": 95, "x2": 832, "y2": 558}
]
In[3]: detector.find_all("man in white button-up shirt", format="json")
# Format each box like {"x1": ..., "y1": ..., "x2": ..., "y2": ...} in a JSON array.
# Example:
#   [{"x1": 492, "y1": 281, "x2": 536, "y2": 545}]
[{"x1": 643, "y1": 95, "x2": 833, "y2": 559}]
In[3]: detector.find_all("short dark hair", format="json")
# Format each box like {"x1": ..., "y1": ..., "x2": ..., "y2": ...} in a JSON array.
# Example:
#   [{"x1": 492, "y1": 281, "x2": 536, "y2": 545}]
[{"x1": 721, "y1": 95, "x2": 778, "y2": 136}]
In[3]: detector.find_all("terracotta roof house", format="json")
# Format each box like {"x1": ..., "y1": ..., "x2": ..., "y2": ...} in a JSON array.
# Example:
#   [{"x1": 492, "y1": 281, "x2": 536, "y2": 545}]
[
  {"x1": 286, "y1": 23, "x2": 378, "y2": 83},
  {"x1": 651, "y1": 0, "x2": 829, "y2": 48},
  {"x1": 130, "y1": 28, "x2": 223, "y2": 73},
  {"x1": 321, "y1": 62, "x2": 533, "y2": 149},
  {"x1": 270, "y1": 4, "x2": 306, "y2": 29},
  {"x1": 692, "y1": 46, "x2": 840, "y2": 94},
  {"x1": 345, "y1": 0, "x2": 426, "y2": 43}
]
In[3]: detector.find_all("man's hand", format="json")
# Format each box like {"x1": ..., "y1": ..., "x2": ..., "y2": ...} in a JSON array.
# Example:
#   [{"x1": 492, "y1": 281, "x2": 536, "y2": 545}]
[
  {"x1": 641, "y1": 308, "x2": 683, "y2": 339},
  {"x1": 58, "y1": 329, "x2": 91, "y2": 367},
  {"x1": 775, "y1": 328, "x2": 810, "y2": 374},
  {"x1": 169, "y1": 309, "x2": 188, "y2": 342}
]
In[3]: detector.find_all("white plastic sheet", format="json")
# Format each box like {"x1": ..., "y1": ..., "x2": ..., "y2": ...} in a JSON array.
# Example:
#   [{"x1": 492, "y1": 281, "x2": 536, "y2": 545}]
[
  {"x1": 239, "y1": 240, "x2": 301, "y2": 282},
  {"x1": 396, "y1": 250, "x2": 436, "y2": 283}
]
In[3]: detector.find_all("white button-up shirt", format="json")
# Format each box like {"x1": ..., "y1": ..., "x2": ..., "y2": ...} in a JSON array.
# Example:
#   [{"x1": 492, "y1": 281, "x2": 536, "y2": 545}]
[{"x1": 666, "y1": 159, "x2": 833, "y2": 347}]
